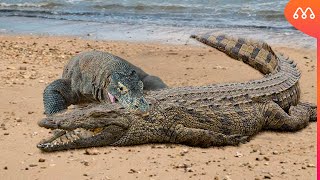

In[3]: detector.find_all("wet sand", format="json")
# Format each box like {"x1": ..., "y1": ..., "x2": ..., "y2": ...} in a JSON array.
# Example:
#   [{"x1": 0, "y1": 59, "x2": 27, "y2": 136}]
[{"x1": 0, "y1": 35, "x2": 316, "y2": 179}]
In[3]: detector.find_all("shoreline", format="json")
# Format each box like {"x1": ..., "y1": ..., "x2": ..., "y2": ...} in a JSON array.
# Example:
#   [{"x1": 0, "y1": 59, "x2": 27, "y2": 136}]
[
  {"x1": 0, "y1": 34, "x2": 316, "y2": 179},
  {"x1": 0, "y1": 16, "x2": 316, "y2": 49},
  {"x1": 0, "y1": 31, "x2": 317, "y2": 52}
]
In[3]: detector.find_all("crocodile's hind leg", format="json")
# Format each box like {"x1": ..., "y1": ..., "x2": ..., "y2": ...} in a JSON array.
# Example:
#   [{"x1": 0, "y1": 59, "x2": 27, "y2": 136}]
[
  {"x1": 263, "y1": 101, "x2": 316, "y2": 131},
  {"x1": 43, "y1": 79, "x2": 76, "y2": 115},
  {"x1": 173, "y1": 124, "x2": 249, "y2": 147}
]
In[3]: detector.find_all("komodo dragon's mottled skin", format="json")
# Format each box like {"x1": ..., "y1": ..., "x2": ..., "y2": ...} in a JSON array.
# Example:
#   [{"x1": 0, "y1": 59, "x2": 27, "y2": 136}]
[
  {"x1": 43, "y1": 51, "x2": 167, "y2": 115},
  {"x1": 37, "y1": 33, "x2": 316, "y2": 151}
]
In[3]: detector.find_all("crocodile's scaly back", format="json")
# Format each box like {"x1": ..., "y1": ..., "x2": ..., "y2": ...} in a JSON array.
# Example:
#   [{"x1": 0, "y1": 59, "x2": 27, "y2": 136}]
[{"x1": 146, "y1": 33, "x2": 301, "y2": 111}]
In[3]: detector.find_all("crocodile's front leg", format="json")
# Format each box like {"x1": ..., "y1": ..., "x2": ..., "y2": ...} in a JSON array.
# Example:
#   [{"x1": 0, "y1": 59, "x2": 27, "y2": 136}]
[
  {"x1": 43, "y1": 79, "x2": 77, "y2": 115},
  {"x1": 172, "y1": 124, "x2": 249, "y2": 147}
]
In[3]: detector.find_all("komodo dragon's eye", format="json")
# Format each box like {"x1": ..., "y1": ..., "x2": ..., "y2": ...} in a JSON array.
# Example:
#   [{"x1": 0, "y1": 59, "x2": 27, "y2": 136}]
[{"x1": 117, "y1": 82, "x2": 128, "y2": 94}]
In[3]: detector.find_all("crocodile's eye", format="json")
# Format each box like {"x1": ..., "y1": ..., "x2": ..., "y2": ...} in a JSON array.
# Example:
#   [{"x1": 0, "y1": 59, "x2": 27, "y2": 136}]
[{"x1": 118, "y1": 82, "x2": 128, "y2": 94}]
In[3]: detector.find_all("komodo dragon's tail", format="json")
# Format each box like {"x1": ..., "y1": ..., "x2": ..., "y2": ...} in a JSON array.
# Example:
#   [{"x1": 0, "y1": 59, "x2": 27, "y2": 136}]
[{"x1": 190, "y1": 33, "x2": 279, "y2": 75}]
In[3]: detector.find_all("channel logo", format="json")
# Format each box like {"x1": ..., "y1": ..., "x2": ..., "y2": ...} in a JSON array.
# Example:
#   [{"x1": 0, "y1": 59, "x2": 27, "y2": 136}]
[
  {"x1": 284, "y1": 0, "x2": 320, "y2": 38},
  {"x1": 293, "y1": 7, "x2": 315, "y2": 20}
]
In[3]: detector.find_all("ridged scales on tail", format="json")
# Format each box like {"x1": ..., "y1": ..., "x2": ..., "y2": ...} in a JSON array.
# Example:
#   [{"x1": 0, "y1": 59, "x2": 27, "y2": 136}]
[
  {"x1": 37, "y1": 33, "x2": 316, "y2": 151},
  {"x1": 43, "y1": 51, "x2": 167, "y2": 115}
]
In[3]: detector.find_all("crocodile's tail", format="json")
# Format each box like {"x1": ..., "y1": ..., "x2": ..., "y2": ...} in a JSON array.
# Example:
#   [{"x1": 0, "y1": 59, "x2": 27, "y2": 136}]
[
  {"x1": 191, "y1": 33, "x2": 278, "y2": 75},
  {"x1": 192, "y1": 33, "x2": 302, "y2": 111}
]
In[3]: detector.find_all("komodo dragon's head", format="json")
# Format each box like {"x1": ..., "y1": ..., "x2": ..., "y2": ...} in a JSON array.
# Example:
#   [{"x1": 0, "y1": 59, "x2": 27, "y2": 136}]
[{"x1": 107, "y1": 69, "x2": 149, "y2": 113}]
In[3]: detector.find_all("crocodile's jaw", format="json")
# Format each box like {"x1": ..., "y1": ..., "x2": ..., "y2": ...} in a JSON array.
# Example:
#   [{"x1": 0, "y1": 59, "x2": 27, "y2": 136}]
[
  {"x1": 37, "y1": 128, "x2": 107, "y2": 151},
  {"x1": 37, "y1": 125, "x2": 128, "y2": 152}
]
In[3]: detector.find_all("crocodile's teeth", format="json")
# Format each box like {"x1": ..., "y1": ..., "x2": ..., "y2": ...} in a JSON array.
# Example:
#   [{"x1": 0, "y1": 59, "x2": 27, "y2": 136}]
[
  {"x1": 38, "y1": 127, "x2": 108, "y2": 151},
  {"x1": 42, "y1": 128, "x2": 105, "y2": 148}
]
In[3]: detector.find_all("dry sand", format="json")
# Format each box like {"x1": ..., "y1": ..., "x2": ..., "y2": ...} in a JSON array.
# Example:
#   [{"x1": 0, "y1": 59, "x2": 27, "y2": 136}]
[{"x1": 0, "y1": 35, "x2": 316, "y2": 180}]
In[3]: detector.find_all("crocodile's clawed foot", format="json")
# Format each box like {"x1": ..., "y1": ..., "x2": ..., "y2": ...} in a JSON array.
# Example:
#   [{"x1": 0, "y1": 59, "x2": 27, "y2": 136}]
[
  {"x1": 297, "y1": 102, "x2": 317, "y2": 122},
  {"x1": 226, "y1": 134, "x2": 249, "y2": 146}
]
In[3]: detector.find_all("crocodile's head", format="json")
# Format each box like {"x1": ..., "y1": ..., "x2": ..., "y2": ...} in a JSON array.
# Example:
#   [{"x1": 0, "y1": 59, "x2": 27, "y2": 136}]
[
  {"x1": 107, "y1": 70, "x2": 149, "y2": 113},
  {"x1": 37, "y1": 104, "x2": 132, "y2": 152}
]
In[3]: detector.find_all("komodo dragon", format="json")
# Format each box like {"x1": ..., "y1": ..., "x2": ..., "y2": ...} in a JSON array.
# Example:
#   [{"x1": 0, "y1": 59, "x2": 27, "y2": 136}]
[
  {"x1": 43, "y1": 51, "x2": 167, "y2": 115},
  {"x1": 37, "y1": 33, "x2": 316, "y2": 151}
]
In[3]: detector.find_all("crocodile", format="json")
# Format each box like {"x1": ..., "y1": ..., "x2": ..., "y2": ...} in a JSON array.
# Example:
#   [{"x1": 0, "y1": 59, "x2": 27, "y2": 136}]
[
  {"x1": 37, "y1": 33, "x2": 316, "y2": 151},
  {"x1": 43, "y1": 51, "x2": 167, "y2": 115}
]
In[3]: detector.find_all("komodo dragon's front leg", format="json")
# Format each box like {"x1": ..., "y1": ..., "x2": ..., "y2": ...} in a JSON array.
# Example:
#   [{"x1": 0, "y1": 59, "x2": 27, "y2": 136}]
[{"x1": 43, "y1": 79, "x2": 75, "y2": 115}]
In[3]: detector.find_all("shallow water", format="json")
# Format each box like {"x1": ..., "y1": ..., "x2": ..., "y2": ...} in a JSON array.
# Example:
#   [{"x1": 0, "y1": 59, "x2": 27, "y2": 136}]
[{"x1": 0, "y1": 0, "x2": 316, "y2": 48}]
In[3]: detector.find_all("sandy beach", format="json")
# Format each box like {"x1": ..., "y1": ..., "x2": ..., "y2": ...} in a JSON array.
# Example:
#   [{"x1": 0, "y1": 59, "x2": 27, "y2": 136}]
[{"x1": 0, "y1": 35, "x2": 316, "y2": 179}]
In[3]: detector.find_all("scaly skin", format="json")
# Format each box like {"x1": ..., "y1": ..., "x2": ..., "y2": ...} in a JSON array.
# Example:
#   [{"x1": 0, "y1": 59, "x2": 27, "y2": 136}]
[
  {"x1": 37, "y1": 100, "x2": 316, "y2": 151},
  {"x1": 37, "y1": 33, "x2": 315, "y2": 151},
  {"x1": 43, "y1": 51, "x2": 167, "y2": 115}
]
